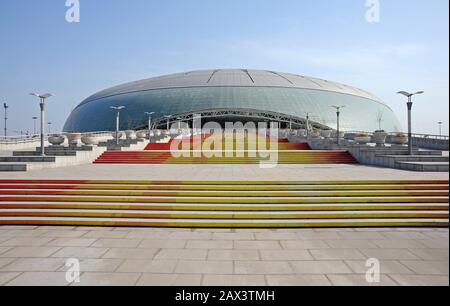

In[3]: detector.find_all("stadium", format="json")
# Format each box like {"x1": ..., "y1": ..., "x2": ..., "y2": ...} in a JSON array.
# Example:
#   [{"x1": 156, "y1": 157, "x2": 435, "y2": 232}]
[{"x1": 63, "y1": 69, "x2": 402, "y2": 133}]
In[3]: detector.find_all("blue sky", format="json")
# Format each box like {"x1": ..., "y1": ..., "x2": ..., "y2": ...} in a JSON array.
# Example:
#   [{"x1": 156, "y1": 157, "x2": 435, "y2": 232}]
[{"x1": 0, "y1": 0, "x2": 448, "y2": 135}]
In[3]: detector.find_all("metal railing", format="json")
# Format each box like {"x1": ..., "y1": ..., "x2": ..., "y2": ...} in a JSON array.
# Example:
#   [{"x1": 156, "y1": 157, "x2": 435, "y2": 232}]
[
  {"x1": 342, "y1": 130, "x2": 449, "y2": 139},
  {"x1": 411, "y1": 133, "x2": 449, "y2": 141}
]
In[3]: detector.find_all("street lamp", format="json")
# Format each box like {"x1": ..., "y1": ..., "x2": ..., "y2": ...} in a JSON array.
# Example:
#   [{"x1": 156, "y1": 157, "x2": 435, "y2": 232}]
[
  {"x1": 331, "y1": 106, "x2": 345, "y2": 145},
  {"x1": 32, "y1": 117, "x2": 38, "y2": 135},
  {"x1": 397, "y1": 91, "x2": 424, "y2": 155},
  {"x1": 3, "y1": 103, "x2": 8, "y2": 137},
  {"x1": 30, "y1": 93, "x2": 55, "y2": 156},
  {"x1": 111, "y1": 106, "x2": 126, "y2": 145},
  {"x1": 47, "y1": 122, "x2": 52, "y2": 134},
  {"x1": 305, "y1": 113, "x2": 310, "y2": 139},
  {"x1": 164, "y1": 115, "x2": 172, "y2": 131},
  {"x1": 177, "y1": 117, "x2": 183, "y2": 130},
  {"x1": 145, "y1": 112, "x2": 155, "y2": 140},
  {"x1": 438, "y1": 122, "x2": 443, "y2": 137}
]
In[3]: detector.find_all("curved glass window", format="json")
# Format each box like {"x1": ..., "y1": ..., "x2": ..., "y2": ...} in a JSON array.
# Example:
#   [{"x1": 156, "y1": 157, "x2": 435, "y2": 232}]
[{"x1": 63, "y1": 87, "x2": 402, "y2": 133}]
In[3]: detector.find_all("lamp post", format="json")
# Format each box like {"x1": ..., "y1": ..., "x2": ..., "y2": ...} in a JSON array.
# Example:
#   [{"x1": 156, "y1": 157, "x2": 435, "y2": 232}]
[
  {"x1": 47, "y1": 122, "x2": 52, "y2": 134},
  {"x1": 438, "y1": 122, "x2": 443, "y2": 137},
  {"x1": 145, "y1": 112, "x2": 155, "y2": 140},
  {"x1": 397, "y1": 91, "x2": 424, "y2": 155},
  {"x1": 32, "y1": 117, "x2": 38, "y2": 135},
  {"x1": 177, "y1": 117, "x2": 183, "y2": 130},
  {"x1": 30, "y1": 93, "x2": 55, "y2": 156},
  {"x1": 3, "y1": 103, "x2": 8, "y2": 137},
  {"x1": 305, "y1": 113, "x2": 310, "y2": 139},
  {"x1": 164, "y1": 115, "x2": 172, "y2": 131},
  {"x1": 331, "y1": 106, "x2": 345, "y2": 145},
  {"x1": 111, "y1": 106, "x2": 126, "y2": 145}
]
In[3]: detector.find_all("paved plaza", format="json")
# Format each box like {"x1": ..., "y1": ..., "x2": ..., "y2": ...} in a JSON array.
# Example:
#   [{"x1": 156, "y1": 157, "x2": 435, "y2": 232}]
[
  {"x1": 1, "y1": 163, "x2": 448, "y2": 181},
  {"x1": 0, "y1": 226, "x2": 448, "y2": 286}
]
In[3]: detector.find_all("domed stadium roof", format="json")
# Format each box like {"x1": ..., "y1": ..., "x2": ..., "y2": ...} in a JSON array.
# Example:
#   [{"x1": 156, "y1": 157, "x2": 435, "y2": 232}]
[
  {"x1": 64, "y1": 69, "x2": 401, "y2": 133},
  {"x1": 82, "y1": 69, "x2": 383, "y2": 105}
]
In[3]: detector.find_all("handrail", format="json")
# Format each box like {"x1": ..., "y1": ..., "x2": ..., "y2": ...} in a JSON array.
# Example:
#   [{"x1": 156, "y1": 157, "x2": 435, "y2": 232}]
[{"x1": 343, "y1": 130, "x2": 449, "y2": 141}]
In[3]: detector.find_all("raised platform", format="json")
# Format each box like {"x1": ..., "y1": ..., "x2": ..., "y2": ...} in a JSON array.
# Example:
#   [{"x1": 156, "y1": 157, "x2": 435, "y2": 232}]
[
  {"x1": 0, "y1": 141, "x2": 149, "y2": 172},
  {"x1": 397, "y1": 162, "x2": 449, "y2": 172},
  {"x1": 307, "y1": 139, "x2": 449, "y2": 172}
]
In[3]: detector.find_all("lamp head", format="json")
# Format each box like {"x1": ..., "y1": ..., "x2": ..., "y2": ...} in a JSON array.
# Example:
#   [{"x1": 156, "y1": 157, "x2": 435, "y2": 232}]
[
  {"x1": 111, "y1": 106, "x2": 126, "y2": 111},
  {"x1": 30, "y1": 93, "x2": 55, "y2": 99},
  {"x1": 397, "y1": 91, "x2": 424, "y2": 98},
  {"x1": 331, "y1": 105, "x2": 345, "y2": 110}
]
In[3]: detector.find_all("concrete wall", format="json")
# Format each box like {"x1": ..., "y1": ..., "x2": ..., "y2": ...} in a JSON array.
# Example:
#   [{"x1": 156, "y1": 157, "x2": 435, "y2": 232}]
[{"x1": 0, "y1": 140, "x2": 49, "y2": 152}]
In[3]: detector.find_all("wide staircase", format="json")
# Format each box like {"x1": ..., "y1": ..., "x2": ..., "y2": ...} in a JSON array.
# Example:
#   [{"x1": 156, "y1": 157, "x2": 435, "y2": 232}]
[
  {"x1": 94, "y1": 134, "x2": 357, "y2": 165},
  {"x1": 0, "y1": 179, "x2": 447, "y2": 228}
]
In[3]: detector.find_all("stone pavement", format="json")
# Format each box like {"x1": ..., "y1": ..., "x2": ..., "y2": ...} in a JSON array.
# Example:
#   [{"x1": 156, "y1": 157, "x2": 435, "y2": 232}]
[
  {"x1": 1, "y1": 163, "x2": 448, "y2": 181},
  {"x1": 0, "y1": 226, "x2": 448, "y2": 286}
]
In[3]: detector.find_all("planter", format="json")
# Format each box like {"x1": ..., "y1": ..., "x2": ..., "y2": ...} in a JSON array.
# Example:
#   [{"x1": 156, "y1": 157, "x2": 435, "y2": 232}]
[
  {"x1": 344, "y1": 133, "x2": 356, "y2": 140},
  {"x1": 354, "y1": 136, "x2": 371, "y2": 145},
  {"x1": 392, "y1": 134, "x2": 408, "y2": 145},
  {"x1": 320, "y1": 130, "x2": 333, "y2": 139},
  {"x1": 125, "y1": 130, "x2": 136, "y2": 140},
  {"x1": 373, "y1": 131, "x2": 388, "y2": 147},
  {"x1": 65, "y1": 133, "x2": 81, "y2": 147},
  {"x1": 297, "y1": 129, "x2": 306, "y2": 137},
  {"x1": 136, "y1": 131, "x2": 147, "y2": 139},
  {"x1": 332, "y1": 131, "x2": 345, "y2": 139},
  {"x1": 81, "y1": 135, "x2": 99, "y2": 146},
  {"x1": 112, "y1": 131, "x2": 123, "y2": 140},
  {"x1": 48, "y1": 135, "x2": 65, "y2": 146},
  {"x1": 310, "y1": 131, "x2": 320, "y2": 139}
]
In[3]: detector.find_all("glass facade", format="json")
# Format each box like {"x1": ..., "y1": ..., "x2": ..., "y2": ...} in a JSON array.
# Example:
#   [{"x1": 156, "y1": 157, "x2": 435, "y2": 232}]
[{"x1": 63, "y1": 86, "x2": 402, "y2": 133}]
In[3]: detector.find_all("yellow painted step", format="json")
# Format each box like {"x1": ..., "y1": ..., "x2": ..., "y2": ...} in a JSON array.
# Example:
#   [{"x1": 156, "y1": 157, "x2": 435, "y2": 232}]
[
  {"x1": 0, "y1": 196, "x2": 447, "y2": 204},
  {"x1": 0, "y1": 202, "x2": 446, "y2": 211},
  {"x1": 1, "y1": 190, "x2": 447, "y2": 197},
  {"x1": 0, "y1": 184, "x2": 448, "y2": 191},
  {"x1": 0, "y1": 209, "x2": 447, "y2": 220}
]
